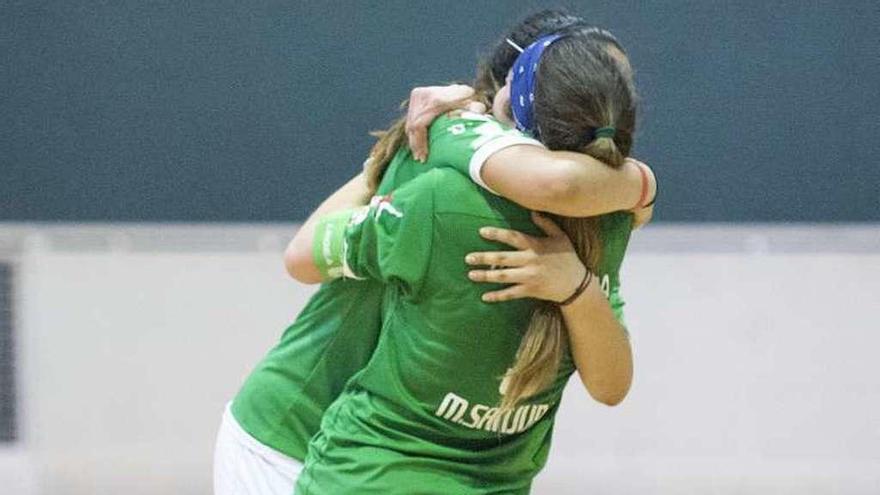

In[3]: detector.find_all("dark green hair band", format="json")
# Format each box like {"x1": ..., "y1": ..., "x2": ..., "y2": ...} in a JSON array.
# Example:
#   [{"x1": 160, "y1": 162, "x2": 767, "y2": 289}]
[{"x1": 594, "y1": 126, "x2": 616, "y2": 139}]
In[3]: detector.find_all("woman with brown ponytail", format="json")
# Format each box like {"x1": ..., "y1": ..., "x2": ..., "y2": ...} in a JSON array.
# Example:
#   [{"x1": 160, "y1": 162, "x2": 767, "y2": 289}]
[{"x1": 286, "y1": 27, "x2": 649, "y2": 494}]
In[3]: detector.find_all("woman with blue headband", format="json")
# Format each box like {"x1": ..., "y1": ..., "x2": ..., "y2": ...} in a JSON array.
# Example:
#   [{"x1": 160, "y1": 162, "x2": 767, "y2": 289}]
[
  {"x1": 286, "y1": 26, "x2": 647, "y2": 494},
  {"x1": 214, "y1": 11, "x2": 654, "y2": 495}
]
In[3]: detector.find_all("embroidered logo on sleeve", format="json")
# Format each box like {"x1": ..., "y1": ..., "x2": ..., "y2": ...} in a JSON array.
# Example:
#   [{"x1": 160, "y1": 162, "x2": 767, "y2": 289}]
[{"x1": 368, "y1": 194, "x2": 403, "y2": 220}]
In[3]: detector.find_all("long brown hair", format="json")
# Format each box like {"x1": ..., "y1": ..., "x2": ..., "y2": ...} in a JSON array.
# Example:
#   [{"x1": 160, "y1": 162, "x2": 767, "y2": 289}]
[
  {"x1": 365, "y1": 9, "x2": 595, "y2": 192},
  {"x1": 499, "y1": 33, "x2": 637, "y2": 410}
]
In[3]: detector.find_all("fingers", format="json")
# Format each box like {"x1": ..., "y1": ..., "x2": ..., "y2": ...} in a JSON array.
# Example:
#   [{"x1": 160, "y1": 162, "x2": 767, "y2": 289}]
[
  {"x1": 405, "y1": 89, "x2": 431, "y2": 162},
  {"x1": 405, "y1": 85, "x2": 476, "y2": 163},
  {"x1": 405, "y1": 87, "x2": 438, "y2": 162},
  {"x1": 479, "y1": 226, "x2": 532, "y2": 250},
  {"x1": 445, "y1": 84, "x2": 476, "y2": 101},
  {"x1": 465, "y1": 250, "x2": 530, "y2": 268},
  {"x1": 407, "y1": 127, "x2": 429, "y2": 163},
  {"x1": 468, "y1": 267, "x2": 529, "y2": 284},
  {"x1": 465, "y1": 101, "x2": 487, "y2": 114},
  {"x1": 530, "y1": 212, "x2": 564, "y2": 237},
  {"x1": 480, "y1": 285, "x2": 527, "y2": 303}
]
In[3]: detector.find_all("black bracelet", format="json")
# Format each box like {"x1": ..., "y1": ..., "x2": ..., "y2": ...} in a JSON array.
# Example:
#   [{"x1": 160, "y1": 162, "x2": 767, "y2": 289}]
[{"x1": 558, "y1": 269, "x2": 593, "y2": 306}]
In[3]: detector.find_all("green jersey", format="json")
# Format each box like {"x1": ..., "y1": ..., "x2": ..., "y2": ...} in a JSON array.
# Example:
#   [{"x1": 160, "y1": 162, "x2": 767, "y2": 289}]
[
  {"x1": 231, "y1": 113, "x2": 544, "y2": 460},
  {"x1": 296, "y1": 167, "x2": 633, "y2": 494}
]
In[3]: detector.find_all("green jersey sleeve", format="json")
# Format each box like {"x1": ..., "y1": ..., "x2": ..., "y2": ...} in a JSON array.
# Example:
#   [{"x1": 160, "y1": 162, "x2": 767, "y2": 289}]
[
  {"x1": 425, "y1": 113, "x2": 543, "y2": 194},
  {"x1": 312, "y1": 173, "x2": 436, "y2": 297}
]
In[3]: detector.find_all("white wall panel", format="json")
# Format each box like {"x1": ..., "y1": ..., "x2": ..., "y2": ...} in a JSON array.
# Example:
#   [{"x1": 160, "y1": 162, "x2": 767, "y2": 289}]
[
  {"x1": 0, "y1": 224, "x2": 876, "y2": 494},
  {"x1": 534, "y1": 253, "x2": 880, "y2": 494}
]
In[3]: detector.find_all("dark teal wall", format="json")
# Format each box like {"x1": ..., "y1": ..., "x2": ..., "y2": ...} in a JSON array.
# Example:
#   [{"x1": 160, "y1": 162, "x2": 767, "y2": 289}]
[{"x1": 3, "y1": 1, "x2": 878, "y2": 222}]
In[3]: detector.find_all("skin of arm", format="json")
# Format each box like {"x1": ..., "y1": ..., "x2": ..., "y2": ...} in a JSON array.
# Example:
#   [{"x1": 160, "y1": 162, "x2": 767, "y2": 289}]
[
  {"x1": 560, "y1": 280, "x2": 634, "y2": 406},
  {"x1": 284, "y1": 172, "x2": 372, "y2": 284},
  {"x1": 482, "y1": 145, "x2": 657, "y2": 218},
  {"x1": 404, "y1": 84, "x2": 656, "y2": 219},
  {"x1": 466, "y1": 214, "x2": 633, "y2": 406}
]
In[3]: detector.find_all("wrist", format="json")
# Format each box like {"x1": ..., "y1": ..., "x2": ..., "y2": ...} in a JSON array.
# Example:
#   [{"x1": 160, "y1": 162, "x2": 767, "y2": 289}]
[
  {"x1": 312, "y1": 209, "x2": 355, "y2": 280},
  {"x1": 557, "y1": 265, "x2": 591, "y2": 306},
  {"x1": 627, "y1": 160, "x2": 656, "y2": 211}
]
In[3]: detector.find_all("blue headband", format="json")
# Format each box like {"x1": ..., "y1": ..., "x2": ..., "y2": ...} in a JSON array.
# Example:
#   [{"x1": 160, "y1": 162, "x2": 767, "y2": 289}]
[{"x1": 510, "y1": 33, "x2": 564, "y2": 137}]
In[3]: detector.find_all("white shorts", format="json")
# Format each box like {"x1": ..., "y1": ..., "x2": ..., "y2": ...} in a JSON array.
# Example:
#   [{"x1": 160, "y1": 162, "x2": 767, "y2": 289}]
[{"x1": 213, "y1": 404, "x2": 304, "y2": 495}]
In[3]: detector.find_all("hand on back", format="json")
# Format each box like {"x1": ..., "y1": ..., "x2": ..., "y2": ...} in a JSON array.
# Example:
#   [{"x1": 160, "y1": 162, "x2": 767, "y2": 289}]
[
  {"x1": 465, "y1": 212, "x2": 587, "y2": 303},
  {"x1": 406, "y1": 84, "x2": 487, "y2": 162}
]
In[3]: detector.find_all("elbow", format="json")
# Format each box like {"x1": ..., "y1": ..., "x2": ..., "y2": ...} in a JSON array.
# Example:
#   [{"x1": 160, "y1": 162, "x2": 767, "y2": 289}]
[
  {"x1": 581, "y1": 369, "x2": 633, "y2": 407},
  {"x1": 589, "y1": 387, "x2": 630, "y2": 407},
  {"x1": 284, "y1": 238, "x2": 323, "y2": 285}
]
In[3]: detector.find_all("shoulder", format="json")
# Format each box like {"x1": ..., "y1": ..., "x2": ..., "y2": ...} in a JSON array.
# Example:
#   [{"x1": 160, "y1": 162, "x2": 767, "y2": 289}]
[
  {"x1": 383, "y1": 167, "x2": 455, "y2": 209},
  {"x1": 397, "y1": 166, "x2": 471, "y2": 190},
  {"x1": 598, "y1": 211, "x2": 635, "y2": 246},
  {"x1": 428, "y1": 110, "x2": 498, "y2": 130},
  {"x1": 427, "y1": 112, "x2": 526, "y2": 144},
  {"x1": 600, "y1": 211, "x2": 635, "y2": 232},
  {"x1": 597, "y1": 212, "x2": 634, "y2": 271}
]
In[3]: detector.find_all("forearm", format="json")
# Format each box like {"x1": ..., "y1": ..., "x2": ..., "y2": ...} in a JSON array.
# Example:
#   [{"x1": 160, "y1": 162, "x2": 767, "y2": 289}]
[
  {"x1": 559, "y1": 154, "x2": 653, "y2": 217},
  {"x1": 483, "y1": 146, "x2": 654, "y2": 217},
  {"x1": 562, "y1": 281, "x2": 633, "y2": 406},
  {"x1": 284, "y1": 172, "x2": 372, "y2": 283}
]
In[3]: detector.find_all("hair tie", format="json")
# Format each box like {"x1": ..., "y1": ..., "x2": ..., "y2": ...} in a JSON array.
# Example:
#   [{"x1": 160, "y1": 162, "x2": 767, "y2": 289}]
[{"x1": 593, "y1": 126, "x2": 616, "y2": 139}]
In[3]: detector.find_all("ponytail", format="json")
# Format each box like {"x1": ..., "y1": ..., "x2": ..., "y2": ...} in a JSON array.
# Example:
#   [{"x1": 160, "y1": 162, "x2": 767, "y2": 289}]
[
  {"x1": 499, "y1": 34, "x2": 637, "y2": 410},
  {"x1": 583, "y1": 125, "x2": 629, "y2": 169}
]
